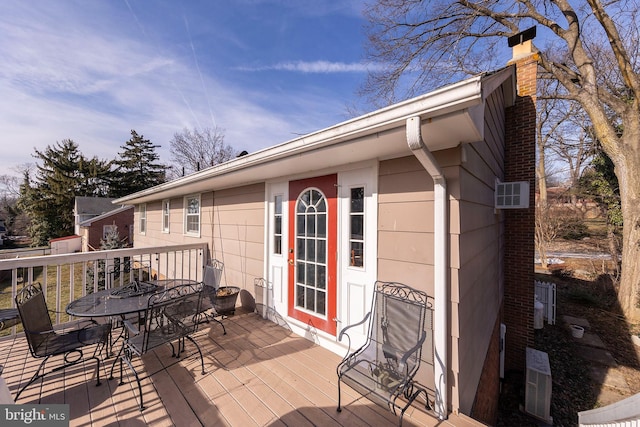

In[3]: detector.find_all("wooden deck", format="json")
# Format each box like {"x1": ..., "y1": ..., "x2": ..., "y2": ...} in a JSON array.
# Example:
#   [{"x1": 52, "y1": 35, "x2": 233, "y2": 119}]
[{"x1": 0, "y1": 309, "x2": 480, "y2": 427}]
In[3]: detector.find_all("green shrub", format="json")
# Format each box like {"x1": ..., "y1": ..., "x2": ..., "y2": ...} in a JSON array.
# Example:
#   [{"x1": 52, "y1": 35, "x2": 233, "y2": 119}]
[{"x1": 559, "y1": 214, "x2": 589, "y2": 240}]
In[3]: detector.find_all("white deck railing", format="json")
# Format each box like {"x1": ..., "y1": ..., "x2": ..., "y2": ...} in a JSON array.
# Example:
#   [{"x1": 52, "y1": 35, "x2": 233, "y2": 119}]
[
  {"x1": 0, "y1": 243, "x2": 208, "y2": 332},
  {"x1": 579, "y1": 393, "x2": 640, "y2": 426}
]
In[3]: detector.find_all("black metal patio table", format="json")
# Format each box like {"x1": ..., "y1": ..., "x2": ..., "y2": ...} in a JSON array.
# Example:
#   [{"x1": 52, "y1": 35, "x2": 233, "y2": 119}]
[
  {"x1": 0, "y1": 308, "x2": 19, "y2": 331},
  {"x1": 65, "y1": 279, "x2": 197, "y2": 318},
  {"x1": 66, "y1": 279, "x2": 198, "y2": 355}
]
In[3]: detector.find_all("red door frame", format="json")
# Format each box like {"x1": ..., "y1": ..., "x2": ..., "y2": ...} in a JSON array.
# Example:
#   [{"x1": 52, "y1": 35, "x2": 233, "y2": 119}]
[{"x1": 287, "y1": 174, "x2": 337, "y2": 335}]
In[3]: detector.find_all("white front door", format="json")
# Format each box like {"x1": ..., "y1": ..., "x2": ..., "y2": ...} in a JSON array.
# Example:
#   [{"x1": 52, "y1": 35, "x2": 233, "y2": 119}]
[
  {"x1": 265, "y1": 165, "x2": 377, "y2": 346},
  {"x1": 337, "y1": 167, "x2": 377, "y2": 347},
  {"x1": 265, "y1": 182, "x2": 288, "y2": 321}
]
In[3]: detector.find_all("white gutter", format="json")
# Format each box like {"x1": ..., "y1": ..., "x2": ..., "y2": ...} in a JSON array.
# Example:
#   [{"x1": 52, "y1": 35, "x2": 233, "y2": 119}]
[{"x1": 406, "y1": 116, "x2": 448, "y2": 420}]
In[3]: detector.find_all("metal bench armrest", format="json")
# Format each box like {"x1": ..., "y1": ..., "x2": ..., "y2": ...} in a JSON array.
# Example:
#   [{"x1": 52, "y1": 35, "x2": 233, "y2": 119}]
[{"x1": 338, "y1": 311, "x2": 371, "y2": 355}]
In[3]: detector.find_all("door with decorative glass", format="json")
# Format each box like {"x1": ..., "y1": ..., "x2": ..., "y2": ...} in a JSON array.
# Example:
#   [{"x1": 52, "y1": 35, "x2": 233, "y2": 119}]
[{"x1": 287, "y1": 174, "x2": 337, "y2": 335}]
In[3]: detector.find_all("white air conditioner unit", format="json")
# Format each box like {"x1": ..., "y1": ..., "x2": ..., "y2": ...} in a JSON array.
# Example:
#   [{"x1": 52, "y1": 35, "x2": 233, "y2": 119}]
[
  {"x1": 495, "y1": 180, "x2": 530, "y2": 209},
  {"x1": 525, "y1": 347, "x2": 553, "y2": 424}
]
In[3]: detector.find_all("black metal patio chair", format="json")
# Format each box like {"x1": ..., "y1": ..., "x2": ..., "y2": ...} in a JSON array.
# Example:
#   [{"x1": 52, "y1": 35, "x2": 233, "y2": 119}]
[
  {"x1": 197, "y1": 260, "x2": 228, "y2": 334},
  {"x1": 110, "y1": 282, "x2": 205, "y2": 411},
  {"x1": 104, "y1": 259, "x2": 154, "y2": 354},
  {"x1": 15, "y1": 282, "x2": 111, "y2": 401},
  {"x1": 336, "y1": 281, "x2": 433, "y2": 426},
  {"x1": 107, "y1": 259, "x2": 152, "y2": 289}
]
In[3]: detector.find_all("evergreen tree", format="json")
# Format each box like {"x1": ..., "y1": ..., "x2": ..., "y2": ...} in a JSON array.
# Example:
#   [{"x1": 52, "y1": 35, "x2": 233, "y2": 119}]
[
  {"x1": 17, "y1": 139, "x2": 112, "y2": 245},
  {"x1": 578, "y1": 147, "x2": 622, "y2": 276},
  {"x1": 111, "y1": 130, "x2": 166, "y2": 197},
  {"x1": 77, "y1": 156, "x2": 112, "y2": 197},
  {"x1": 18, "y1": 140, "x2": 84, "y2": 244},
  {"x1": 38, "y1": 140, "x2": 82, "y2": 236},
  {"x1": 86, "y1": 225, "x2": 127, "y2": 293},
  {"x1": 100, "y1": 225, "x2": 126, "y2": 250},
  {"x1": 579, "y1": 150, "x2": 622, "y2": 228},
  {"x1": 17, "y1": 170, "x2": 51, "y2": 246}
]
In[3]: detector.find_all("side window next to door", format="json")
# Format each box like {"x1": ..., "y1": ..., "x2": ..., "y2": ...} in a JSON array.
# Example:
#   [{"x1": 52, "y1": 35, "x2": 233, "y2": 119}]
[
  {"x1": 349, "y1": 187, "x2": 364, "y2": 267},
  {"x1": 274, "y1": 194, "x2": 283, "y2": 254}
]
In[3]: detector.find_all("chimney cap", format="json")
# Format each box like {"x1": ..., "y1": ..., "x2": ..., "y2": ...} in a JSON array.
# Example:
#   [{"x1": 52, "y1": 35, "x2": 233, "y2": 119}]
[{"x1": 508, "y1": 26, "x2": 536, "y2": 47}]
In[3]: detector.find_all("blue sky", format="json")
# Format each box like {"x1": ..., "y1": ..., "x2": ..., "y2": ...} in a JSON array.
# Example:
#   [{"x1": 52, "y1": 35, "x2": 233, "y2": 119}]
[{"x1": 0, "y1": 0, "x2": 372, "y2": 176}]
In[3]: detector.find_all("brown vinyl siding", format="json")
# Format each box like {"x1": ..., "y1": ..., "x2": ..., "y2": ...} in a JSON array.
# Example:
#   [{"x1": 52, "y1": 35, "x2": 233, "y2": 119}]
[
  {"x1": 377, "y1": 155, "x2": 438, "y2": 397},
  {"x1": 454, "y1": 86, "x2": 507, "y2": 416},
  {"x1": 210, "y1": 183, "x2": 265, "y2": 299},
  {"x1": 377, "y1": 156, "x2": 434, "y2": 293},
  {"x1": 132, "y1": 185, "x2": 266, "y2": 303}
]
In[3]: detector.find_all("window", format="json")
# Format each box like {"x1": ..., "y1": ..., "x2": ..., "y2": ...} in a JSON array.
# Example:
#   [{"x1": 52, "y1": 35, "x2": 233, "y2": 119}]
[
  {"x1": 184, "y1": 195, "x2": 200, "y2": 235},
  {"x1": 139, "y1": 204, "x2": 146, "y2": 234},
  {"x1": 162, "y1": 199, "x2": 170, "y2": 232},
  {"x1": 349, "y1": 187, "x2": 364, "y2": 267},
  {"x1": 295, "y1": 188, "x2": 327, "y2": 316},
  {"x1": 103, "y1": 224, "x2": 116, "y2": 240},
  {"x1": 273, "y1": 194, "x2": 283, "y2": 254}
]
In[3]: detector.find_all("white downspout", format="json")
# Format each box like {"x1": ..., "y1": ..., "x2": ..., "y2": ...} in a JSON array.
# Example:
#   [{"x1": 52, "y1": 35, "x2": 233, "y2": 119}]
[{"x1": 406, "y1": 116, "x2": 448, "y2": 420}]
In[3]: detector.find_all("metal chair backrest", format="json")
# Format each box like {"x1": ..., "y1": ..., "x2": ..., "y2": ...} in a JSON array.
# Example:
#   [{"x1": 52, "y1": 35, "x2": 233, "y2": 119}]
[
  {"x1": 116, "y1": 282, "x2": 205, "y2": 411},
  {"x1": 15, "y1": 283, "x2": 55, "y2": 357},
  {"x1": 203, "y1": 260, "x2": 224, "y2": 291},
  {"x1": 140, "y1": 283, "x2": 203, "y2": 354},
  {"x1": 369, "y1": 281, "x2": 429, "y2": 376},
  {"x1": 202, "y1": 260, "x2": 224, "y2": 308},
  {"x1": 336, "y1": 281, "x2": 433, "y2": 422},
  {"x1": 354, "y1": 281, "x2": 431, "y2": 378},
  {"x1": 108, "y1": 259, "x2": 151, "y2": 288}
]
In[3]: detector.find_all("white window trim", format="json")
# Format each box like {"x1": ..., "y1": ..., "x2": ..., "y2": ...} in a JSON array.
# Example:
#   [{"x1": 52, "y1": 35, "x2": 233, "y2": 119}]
[
  {"x1": 103, "y1": 224, "x2": 116, "y2": 240},
  {"x1": 139, "y1": 204, "x2": 147, "y2": 235},
  {"x1": 162, "y1": 199, "x2": 170, "y2": 233},
  {"x1": 273, "y1": 194, "x2": 284, "y2": 255},
  {"x1": 183, "y1": 194, "x2": 201, "y2": 237}
]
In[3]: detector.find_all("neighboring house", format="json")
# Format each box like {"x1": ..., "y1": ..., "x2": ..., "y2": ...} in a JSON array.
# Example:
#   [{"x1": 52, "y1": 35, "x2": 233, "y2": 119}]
[
  {"x1": 78, "y1": 205, "x2": 134, "y2": 251},
  {"x1": 113, "y1": 43, "x2": 537, "y2": 422},
  {"x1": 74, "y1": 196, "x2": 134, "y2": 251},
  {"x1": 0, "y1": 220, "x2": 6, "y2": 246},
  {"x1": 73, "y1": 197, "x2": 121, "y2": 236}
]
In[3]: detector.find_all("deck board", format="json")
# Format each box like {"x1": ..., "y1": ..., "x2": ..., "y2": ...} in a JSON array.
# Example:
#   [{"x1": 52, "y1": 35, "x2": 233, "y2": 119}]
[{"x1": 0, "y1": 309, "x2": 479, "y2": 427}]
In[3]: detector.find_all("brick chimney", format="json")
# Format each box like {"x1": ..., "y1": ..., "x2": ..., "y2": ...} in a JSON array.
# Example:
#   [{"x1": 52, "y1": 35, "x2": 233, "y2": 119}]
[{"x1": 503, "y1": 29, "x2": 538, "y2": 373}]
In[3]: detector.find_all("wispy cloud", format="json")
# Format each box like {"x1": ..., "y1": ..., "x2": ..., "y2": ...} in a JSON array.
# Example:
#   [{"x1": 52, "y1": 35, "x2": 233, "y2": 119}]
[
  {"x1": 236, "y1": 60, "x2": 384, "y2": 73},
  {"x1": 0, "y1": 1, "x2": 369, "y2": 175}
]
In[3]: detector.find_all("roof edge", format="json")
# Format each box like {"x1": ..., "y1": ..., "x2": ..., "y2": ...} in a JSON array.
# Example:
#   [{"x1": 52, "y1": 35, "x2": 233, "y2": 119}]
[{"x1": 115, "y1": 72, "x2": 499, "y2": 205}]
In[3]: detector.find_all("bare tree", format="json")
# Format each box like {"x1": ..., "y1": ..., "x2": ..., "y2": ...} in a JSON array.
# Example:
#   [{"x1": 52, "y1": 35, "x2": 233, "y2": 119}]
[
  {"x1": 0, "y1": 164, "x2": 33, "y2": 237},
  {"x1": 0, "y1": 164, "x2": 33, "y2": 199},
  {"x1": 537, "y1": 92, "x2": 596, "y2": 208},
  {"x1": 0, "y1": 175, "x2": 19, "y2": 198},
  {"x1": 535, "y1": 202, "x2": 563, "y2": 268},
  {"x1": 548, "y1": 105, "x2": 596, "y2": 197},
  {"x1": 169, "y1": 127, "x2": 235, "y2": 177},
  {"x1": 364, "y1": 1, "x2": 640, "y2": 320},
  {"x1": 536, "y1": 79, "x2": 572, "y2": 203}
]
